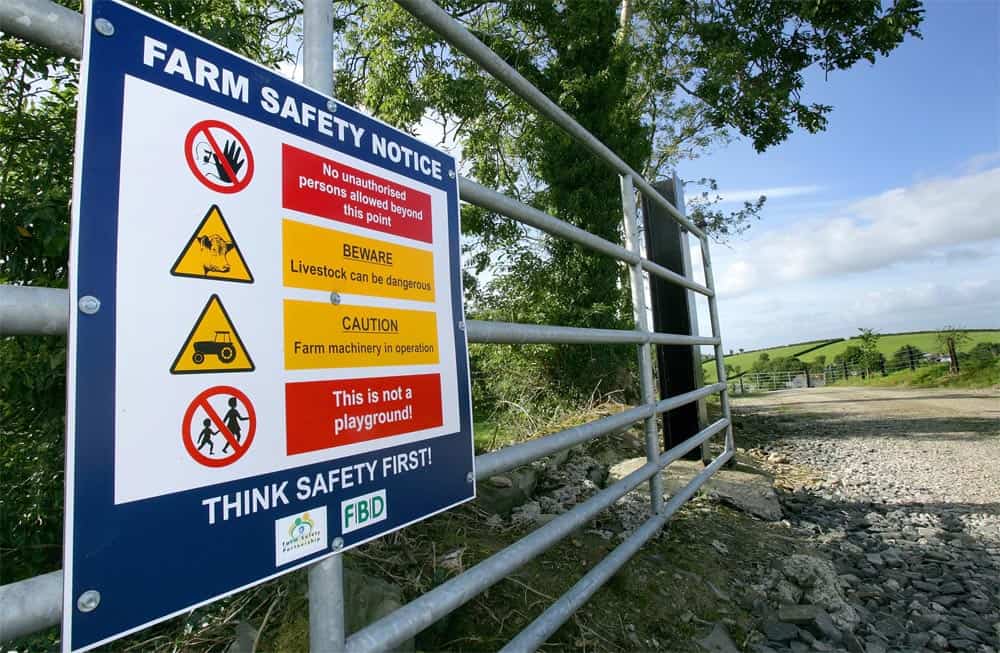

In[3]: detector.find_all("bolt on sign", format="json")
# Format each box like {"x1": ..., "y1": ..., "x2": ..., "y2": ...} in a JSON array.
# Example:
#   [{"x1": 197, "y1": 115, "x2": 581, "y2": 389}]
[{"x1": 65, "y1": 2, "x2": 474, "y2": 650}]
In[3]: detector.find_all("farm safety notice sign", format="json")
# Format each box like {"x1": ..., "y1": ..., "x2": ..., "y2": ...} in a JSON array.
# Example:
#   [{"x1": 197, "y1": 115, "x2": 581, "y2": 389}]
[{"x1": 65, "y1": 1, "x2": 474, "y2": 650}]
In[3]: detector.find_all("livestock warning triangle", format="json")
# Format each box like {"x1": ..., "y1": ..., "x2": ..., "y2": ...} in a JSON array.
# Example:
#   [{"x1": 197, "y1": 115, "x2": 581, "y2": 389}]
[
  {"x1": 170, "y1": 294, "x2": 255, "y2": 374},
  {"x1": 171, "y1": 205, "x2": 253, "y2": 283}
]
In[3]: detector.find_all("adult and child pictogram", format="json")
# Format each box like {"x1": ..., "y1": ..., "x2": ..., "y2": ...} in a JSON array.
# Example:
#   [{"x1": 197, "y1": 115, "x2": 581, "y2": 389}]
[{"x1": 182, "y1": 386, "x2": 256, "y2": 467}]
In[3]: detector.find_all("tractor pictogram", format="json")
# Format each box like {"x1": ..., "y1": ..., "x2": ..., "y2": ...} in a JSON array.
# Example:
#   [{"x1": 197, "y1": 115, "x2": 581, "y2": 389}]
[{"x1": 192, "y1": 331, "x2": 237, "y2": 365}]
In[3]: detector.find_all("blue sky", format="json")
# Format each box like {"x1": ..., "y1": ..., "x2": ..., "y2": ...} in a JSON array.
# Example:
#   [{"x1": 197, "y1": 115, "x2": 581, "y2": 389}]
[{"x1": 686, "y1": 0, "x2": 1000, "y2": 351}]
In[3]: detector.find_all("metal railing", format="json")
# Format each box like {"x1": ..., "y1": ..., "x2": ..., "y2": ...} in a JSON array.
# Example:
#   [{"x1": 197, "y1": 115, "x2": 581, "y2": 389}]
[{"x1": 0, "y1": 0, "x2": 735, "y2": 650}]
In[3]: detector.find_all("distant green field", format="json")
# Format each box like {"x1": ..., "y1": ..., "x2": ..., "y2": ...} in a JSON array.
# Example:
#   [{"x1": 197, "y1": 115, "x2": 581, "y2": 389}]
[
  {"x1": 703, "y1": 330, "x2": 1000, "y2": 382},
  {"x1": 702, "y1": 339, "x2": 838, "y2": 381},
  {"x1": 799, "y1": 330, "x2": 1000, "y2": 363}
]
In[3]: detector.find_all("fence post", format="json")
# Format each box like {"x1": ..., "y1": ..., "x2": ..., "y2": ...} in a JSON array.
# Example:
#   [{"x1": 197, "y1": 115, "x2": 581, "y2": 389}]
[
  {"x1": 620, "y1": 175, "x2": 664, "y2": 514},
  {"x1": 699, "y1": 238, "x2": 734, "y2": 455},
  {"x1": 301, "y1": 3, "x2": 346, "y2": 652}
]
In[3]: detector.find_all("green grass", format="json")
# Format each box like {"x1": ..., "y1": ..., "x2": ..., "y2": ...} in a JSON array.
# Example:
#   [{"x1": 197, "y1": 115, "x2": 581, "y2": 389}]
[
  {"x1": 702, "y1": 338, "x2": 836, "y2": 382},
  {"x1": 834, "y1": 360, "x2": 1000, "y2": 389},
  {"x1": 703, "y1": 330, "x2": 1000, "y2": 382},
  {"x1": 799, "y1": 330, "x2": 1000, "y2": 363}
]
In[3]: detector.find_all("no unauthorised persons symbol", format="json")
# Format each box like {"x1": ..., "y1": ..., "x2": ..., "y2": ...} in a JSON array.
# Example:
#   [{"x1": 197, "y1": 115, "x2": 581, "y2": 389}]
[
  {"x1": 185, "y1": 119, "x2": 255, "y2": 194},
  {"x1": 183, "y1": 386, "x2": 257, "y2": 467}
]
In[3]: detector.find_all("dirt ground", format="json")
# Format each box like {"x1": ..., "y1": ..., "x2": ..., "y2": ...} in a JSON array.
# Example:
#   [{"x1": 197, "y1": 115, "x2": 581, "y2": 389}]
[
  {"x1": 731, "y1": 385, "x2": 1000, "y2": 653},
  {"x1": 732, "y1": 386, "x2": 1000, "y2": 504},
  {"x1": 734, "y1": 385, "x2": 1000, "y2": 422}
]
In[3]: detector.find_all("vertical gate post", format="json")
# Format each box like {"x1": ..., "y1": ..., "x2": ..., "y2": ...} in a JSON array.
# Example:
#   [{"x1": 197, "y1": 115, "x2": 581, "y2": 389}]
[
  {"x1": 698, "y1": 239, "x2": 734, "y2": 455},
  {"x1": 301, "y1": 3, "x2": 345, "y2": 652},
  {"x1": 309, "y1": 553, "x2": 346, "y2": 652},
  {"x1": 620, "y1": 175, "x2": 664, "y2": 514},
  {"x1": 303, "y1": 0, "x2": 335, "y2": 95}
]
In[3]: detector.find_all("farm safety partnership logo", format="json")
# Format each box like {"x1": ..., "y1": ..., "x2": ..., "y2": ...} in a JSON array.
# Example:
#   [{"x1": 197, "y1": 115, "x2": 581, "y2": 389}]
[
  {"x1": 275, "y1": 506, "x2": 328, "y2": 566},
  {"x1": 272, "y1": 491, "x2": 388, "y2": 565}
]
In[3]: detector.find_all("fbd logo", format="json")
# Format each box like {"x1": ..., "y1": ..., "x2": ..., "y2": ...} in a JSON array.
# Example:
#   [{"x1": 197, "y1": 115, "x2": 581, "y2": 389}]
[{"x1": 275, "y1": 506, "x2": 327, "y2": 566}]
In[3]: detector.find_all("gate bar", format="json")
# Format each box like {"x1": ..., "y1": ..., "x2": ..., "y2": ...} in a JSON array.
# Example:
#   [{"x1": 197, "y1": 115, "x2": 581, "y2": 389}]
[
  {"x1": 0, "y1": 570, "x2": 62, "y2": 642},
  {"x1": 0, "y1": 287, "x2": 723, "y2": 346},
  {"x1": 0, "y1": 285, "x2": 68, "y2": 336},
  {"x1": 0, "y1": 0, "x2": 82, "y2": 59},
  {"x1": 459, "y1": 178, "x2": 712, "y2": 296},
  {"x1": 501, "y1": 449, "x2": 732, "y2": 653},
  {"x1": 699, "y1": 239, "x2": 735, "y2": 452},
  {"x1": 344, "y1": 418, "x2": 729, "y2": 653},
  {"x1": 620, "y1": 175, "x2": 663, "y2": 514},
  {"x1": 476, "y1": 382, "x2": 724, "y2": 480},
  {"x1": 300, "y1": 2, "x2": 346, "y2": 652}
]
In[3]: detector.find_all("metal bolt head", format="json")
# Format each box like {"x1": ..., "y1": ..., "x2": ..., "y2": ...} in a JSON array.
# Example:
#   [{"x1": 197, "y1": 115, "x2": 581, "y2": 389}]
[
  {"x1": 466, "y1": 471, "x2": 473, "y2": 483},
  {"x1": 457, "y1": 321, "x2": 465, "y2": 331},
  {"x1": 329, "y1": 291, "x2": 341, "y2": 305},
  {"x1": 94, "y1": 18, "x2": 115, "y2": 36},
  {"x1": 448, "y1": 169, "x2": 456, "y2": 179},
  {"x1": 327, "y1": 99, "x2": 338, "y2": 113},
  {"x1": 332, "y1": 537, "x2": 344, "y2": 550},
  {"x1": 78, "y1": 295, "x2": 101, "y2": 315},
  {"x1": 77, "y1": 590, "x2": 101, "y2": 612}
]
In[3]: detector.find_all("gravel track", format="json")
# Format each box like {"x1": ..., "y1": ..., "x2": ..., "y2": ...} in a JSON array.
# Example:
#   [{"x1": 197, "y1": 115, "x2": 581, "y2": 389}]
[{"x1": 734, "y1": 386, "x2": 1000, "y2": 653}]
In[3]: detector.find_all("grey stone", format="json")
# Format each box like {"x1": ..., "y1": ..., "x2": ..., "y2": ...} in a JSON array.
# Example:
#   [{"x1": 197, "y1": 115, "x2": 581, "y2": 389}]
[
  {"x1": 697, "y1": 623, "x2": 741, "y2": 653},
  {"x1": 777, "y1": 605, "x2": 841, "y2": 642},
  {"x1": 948, "y1": 639, "x2": 977, "y2": 651},
  {"x1": 763, "y1": 621, "x2": 799, "y2": 642},
  {"x1": 938, "y1": 581, "x2": 964, "y2": 595},
  {"x1": 610, "y1": 458, "x2": 783, "y2": 521},
  {"x1": 475, "y1": 466, "x2": 537, "y2": 515},
  {"x1": 344, "y1": 567, "x2": 414, "y2": 652},
  {"x1": 841, "y1": 631, "x2": 865, "y2": 653},
  {"x1": 226, "y1": 621, "x2": 258, "y2": 653},
  {"x1": 781, "y1": 555, "x2": 859, "y2": 631},
  {"x1": 774, "y1": 579, "x2": 804, "y2": 605}
]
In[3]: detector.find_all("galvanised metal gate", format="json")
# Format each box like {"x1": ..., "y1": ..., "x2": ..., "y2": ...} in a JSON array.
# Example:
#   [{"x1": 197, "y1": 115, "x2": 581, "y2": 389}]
[{"x1": 0, "y1": 0, "x2": 735, "y2": 650}]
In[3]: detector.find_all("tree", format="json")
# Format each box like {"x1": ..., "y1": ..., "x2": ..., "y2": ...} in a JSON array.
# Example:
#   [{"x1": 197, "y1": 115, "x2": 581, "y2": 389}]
[
  {"x1": 965, "y1": 342, "x2": 1000, "y2": 367},
  {"x1": 937, "y1": 327, "x2": 971, "y2": 374},
  {"x1": 330, "y1": 0, "x2": 923, "y2": 409},
  {"x1": 891, "y1": 344, "x2": 923, "y2": 371},
  {"x1": 857, "y1": 328, "x2": 884, "y2": 376}
]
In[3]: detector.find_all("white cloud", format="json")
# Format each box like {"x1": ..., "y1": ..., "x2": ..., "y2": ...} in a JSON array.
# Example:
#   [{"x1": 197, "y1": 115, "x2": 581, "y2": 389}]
[
  {"x1": 716, "y1": 167, "x2": 1000, "y2": 297},
  {"x1": 716, "y1": 185, "x2": 823, "y2": 204}
]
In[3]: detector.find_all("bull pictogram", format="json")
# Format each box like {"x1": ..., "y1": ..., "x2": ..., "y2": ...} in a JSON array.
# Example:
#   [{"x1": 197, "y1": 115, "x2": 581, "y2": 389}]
[{"x1": 171, "y1": 205, "x2": 254, "y2": 283}]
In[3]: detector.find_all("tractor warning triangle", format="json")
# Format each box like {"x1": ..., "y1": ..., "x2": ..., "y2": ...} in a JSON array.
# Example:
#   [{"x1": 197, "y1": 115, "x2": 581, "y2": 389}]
[
  {"x1": 170, "y1": 294, "x2": 255, "y2": 374},
  {"x1": 171, "y1": 205, "x2": 253, "y2": 283}
]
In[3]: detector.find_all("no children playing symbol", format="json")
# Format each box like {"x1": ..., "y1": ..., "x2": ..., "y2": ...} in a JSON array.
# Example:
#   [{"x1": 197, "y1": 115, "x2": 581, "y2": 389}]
[
  {"x1": 185, "y1": 119, "x2": 255, "y2": 194},
  {"x1": 183, "y1": 386, "x2": 257, "y2": 467}
]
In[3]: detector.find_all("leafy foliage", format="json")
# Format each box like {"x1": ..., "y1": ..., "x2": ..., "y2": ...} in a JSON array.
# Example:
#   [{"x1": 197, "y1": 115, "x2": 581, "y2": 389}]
[
  {"x1": 891, "y1": 344, "x2": 924, "y2": 370},
  {"x1": 331, "y1": 0, "x2": 922, "y2": 416},
  {"x1": 0, "y1": 0, "x2": 298, "y2": 584}
]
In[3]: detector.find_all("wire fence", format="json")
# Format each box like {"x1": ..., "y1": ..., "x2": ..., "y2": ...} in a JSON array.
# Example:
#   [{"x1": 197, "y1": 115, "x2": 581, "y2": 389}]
[
  {"x1": 0, "y1": 1, "x2": 734, "y2": 651},
  {"x1": 728, "y1": 357, "x2": 953, "y2": 394}
]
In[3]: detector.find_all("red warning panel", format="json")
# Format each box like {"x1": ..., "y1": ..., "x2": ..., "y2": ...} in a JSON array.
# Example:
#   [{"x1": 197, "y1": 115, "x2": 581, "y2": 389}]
[
  {"x1": 285, "y1": 373, "x2": 443, "y2": 455},
  {"x1": 282, "y1": 144, "x2": 433, "y2": 243}
]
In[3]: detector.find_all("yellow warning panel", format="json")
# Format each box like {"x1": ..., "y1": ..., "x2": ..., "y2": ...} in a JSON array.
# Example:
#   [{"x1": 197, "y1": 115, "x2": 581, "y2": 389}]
[
  {"x1": 283, "y1": 219, "x2": 434, "y2": 301},
  {"x1": 284, "y1": 300, "x2": 439, "y2": 370},
  {"x1": 171, "y1": 294, "x2": 255, "y2": 374},
  {"x1": 171, "y1": 205, "x2": 254, "y2": 283}
]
